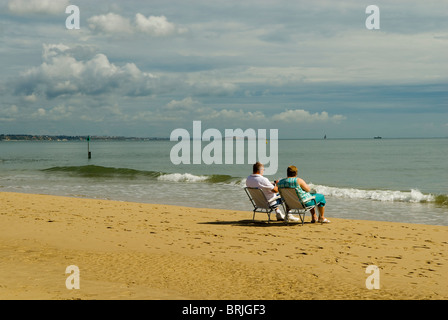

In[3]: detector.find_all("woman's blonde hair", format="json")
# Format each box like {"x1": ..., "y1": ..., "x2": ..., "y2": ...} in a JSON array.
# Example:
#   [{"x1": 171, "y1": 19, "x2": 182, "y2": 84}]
[{"x1": 287, "y1": 165, "x2": 298, "y2": 177}]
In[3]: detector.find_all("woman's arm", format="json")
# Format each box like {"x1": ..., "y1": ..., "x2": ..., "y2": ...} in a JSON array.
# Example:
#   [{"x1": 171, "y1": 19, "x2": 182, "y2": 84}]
[{"x1": 298, "y1": 178, "x2": 311, "y2": 192}]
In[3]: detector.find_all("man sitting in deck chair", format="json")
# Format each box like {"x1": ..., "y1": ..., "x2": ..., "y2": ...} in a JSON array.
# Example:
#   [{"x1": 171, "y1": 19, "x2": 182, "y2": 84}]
[
  {"x1": 278, "y1": 165, "x2": 330, "y2": 223},
  {"x1": 246, "y1": 162, "x2": 299, "y2": 222}
]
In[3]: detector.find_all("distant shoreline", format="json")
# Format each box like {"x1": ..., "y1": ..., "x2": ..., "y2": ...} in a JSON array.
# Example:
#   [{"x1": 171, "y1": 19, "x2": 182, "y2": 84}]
[
  {"x1": 1, "y1": 134, "x2": 447, "y2": 142},
  {"x1": 0, "y1": 134, "x2": 169, "y2": 142}
]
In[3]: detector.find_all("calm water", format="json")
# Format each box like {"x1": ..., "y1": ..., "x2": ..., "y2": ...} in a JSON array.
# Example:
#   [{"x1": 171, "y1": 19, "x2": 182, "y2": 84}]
[{"x1": 1, "y1": 138, "x2": 447, "y2": 225}]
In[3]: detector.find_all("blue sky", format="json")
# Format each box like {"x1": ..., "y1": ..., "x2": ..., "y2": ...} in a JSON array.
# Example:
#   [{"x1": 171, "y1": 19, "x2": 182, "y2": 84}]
[{"x1": 0, "y1": 0, "x2": 447, "y2": 138}]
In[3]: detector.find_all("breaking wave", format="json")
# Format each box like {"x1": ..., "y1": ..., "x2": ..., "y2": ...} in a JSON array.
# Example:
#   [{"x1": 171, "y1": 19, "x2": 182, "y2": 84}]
[
  {"x1": 42, "y1": 166, "x2": 446, "y2": 205},
  {"x1": 42, "y1": 165, "x2": 237, "y2": 184},
  {"x1": 310, "y1": 183, "x2": 438, "y2": 204}
]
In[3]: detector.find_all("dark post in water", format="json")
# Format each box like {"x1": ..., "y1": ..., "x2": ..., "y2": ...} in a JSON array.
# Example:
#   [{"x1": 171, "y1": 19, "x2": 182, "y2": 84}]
[{"x1": 87, "y1": 135, "x2": 91, "y2": 159}]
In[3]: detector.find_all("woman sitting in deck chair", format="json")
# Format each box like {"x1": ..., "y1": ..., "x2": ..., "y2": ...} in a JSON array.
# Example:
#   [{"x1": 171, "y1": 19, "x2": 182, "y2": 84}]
[{"x1": 278, "y1": 165, "x2": 330, "y2": 223}]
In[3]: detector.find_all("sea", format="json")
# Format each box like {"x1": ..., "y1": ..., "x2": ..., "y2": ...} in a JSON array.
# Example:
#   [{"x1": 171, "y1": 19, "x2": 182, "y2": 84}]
[{"x1": 0, "y1": 138, "x2": 447, "y2": 226}]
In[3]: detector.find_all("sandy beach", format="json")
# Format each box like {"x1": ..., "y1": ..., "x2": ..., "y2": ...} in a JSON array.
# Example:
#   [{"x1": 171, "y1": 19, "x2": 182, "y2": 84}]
[{"x1": 0, "y1": 191, "x2": 446, "y2": 300}]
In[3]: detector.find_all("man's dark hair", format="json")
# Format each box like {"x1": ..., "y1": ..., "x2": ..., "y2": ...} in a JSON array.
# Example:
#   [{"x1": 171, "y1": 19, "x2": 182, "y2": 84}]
[{"x1": 253, "y1": 162, "x2": 263, "y2": 174}]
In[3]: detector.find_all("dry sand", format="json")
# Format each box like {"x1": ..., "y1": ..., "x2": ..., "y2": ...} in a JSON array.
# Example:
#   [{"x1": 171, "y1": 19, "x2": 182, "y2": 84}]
[{"x1": 0, "y1": 191, "x2": 446, "y2": 300}]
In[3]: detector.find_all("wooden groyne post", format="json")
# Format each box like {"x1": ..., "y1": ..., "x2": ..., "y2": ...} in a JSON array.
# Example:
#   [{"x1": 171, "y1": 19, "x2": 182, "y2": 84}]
[{"x1": 87, "y1": 135, "x2": 92, "y2": 159}]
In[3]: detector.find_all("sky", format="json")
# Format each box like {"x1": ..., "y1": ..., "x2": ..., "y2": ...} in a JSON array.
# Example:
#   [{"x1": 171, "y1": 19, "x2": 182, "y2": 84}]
[{"x1": 0, "y1": 0, "x2": 447, "y2": 139}]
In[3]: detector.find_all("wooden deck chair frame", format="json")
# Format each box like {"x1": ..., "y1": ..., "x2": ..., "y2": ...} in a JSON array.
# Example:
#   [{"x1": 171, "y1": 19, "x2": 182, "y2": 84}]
[
  {"x1": 278, "y1": 187, "x2": 317, "y2": 225},
  {"x1": 244, "y1": 187, "x2": 279, "y2": 223}
]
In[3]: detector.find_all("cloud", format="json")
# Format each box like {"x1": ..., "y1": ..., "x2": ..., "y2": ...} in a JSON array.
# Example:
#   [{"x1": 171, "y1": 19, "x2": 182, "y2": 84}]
[
  {"x1": 140, "y1": 97, "x2": 268, "y2": 125},
  {"x1": 30, "y1": 107, "x2": 46, "y2": 118},
  {"x1": 165, "y1": 97, "x2": 201, "y2": 111},
  {"x1": 203, "y1": 109, "x2": 266, "y2": 121},
  {"x1": 272, "y1": 109, "x2": 346, "y2": 123},
  {"x1": 161, "y1": 97, "x2": 344, "y2": 127},
  {"x1": 87, "y1": 13, "x2": 134, "y2": 34},
  {"x1": 135, "y1": 14, "x2": 187, "y2": 36},
  {"x1": 8, "y1": 0, "x2": 69, "y2": 15},
  {"x1": 22, "y1": 94, "x2": 37, "y2": 102},
  {"x1": 10, "y1": 105, "x2": 19, "y2": 114},
  {"x1": 11, "y1": 44, "x2": 239, "y2": 103},
  {"x1": 14, "y1": 44, "x2": 159, "y2": 98},
  {"x1": 161, "y1": 97, "x2": 266, "y2": 122},
  {"x1": 87, "y1": 13, "x2": 186, "y2": 36},
  {"x1": 41, "y1": 43, "x2": 70, "y2": 60},
  {"x1": 45, "y1": 104, "x2": 76, "y2": 120},
  {"x1": 189, "y1": 79, "x2": 239, "y2": 97},
  {"x1": 0, "y1": 104, "x2": 19, "y2": 121}
]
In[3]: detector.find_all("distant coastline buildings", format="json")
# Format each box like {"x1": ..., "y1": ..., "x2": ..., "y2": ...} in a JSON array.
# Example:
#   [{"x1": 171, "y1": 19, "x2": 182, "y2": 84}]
[{"x1": 0, "y1": 134, "x2": 169, "y2": 142}]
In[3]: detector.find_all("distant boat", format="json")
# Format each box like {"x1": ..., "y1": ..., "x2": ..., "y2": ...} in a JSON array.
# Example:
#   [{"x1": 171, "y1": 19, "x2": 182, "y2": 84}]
[{"x1": 374, "y1": 136, "x2": 382, "y2": 139}]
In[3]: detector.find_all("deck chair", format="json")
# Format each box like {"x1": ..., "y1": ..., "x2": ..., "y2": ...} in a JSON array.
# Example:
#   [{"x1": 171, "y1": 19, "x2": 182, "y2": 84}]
[
  {"x1": 244, "y1": 187, "x2": 280, "y2": 223},
  {"x1": 278, "y1": 187, "x2": 316, "y2": 225}
]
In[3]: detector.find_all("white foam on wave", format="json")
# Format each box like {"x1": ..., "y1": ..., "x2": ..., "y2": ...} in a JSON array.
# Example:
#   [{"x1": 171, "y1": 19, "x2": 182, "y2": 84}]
[
  {"x1": 157, "y1": 173, "x2": 209, "y2": 183},
  {"x1": 155, "y1": 173, "x2": 435, "y2": 204},
  {"x1": 310, "y1": 183, "x2": 435, "y2": 203}
]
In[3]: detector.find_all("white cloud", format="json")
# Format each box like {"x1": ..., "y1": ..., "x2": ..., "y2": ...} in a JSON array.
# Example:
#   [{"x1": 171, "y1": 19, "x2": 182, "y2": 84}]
[
  {"x1": 0, "y1": 104, "x2": 18, "y2": 122},
  {"x1": 272, "y1": 109, "x2": 346, "y2": 123},
  {"x1": 10, "y1": 105, "x2": 19, "y2": 114},
  {"x1": 87, "y1": 13, "x2": 134, "y2": 34},
  {"x1": 135, "y1": 14, "x2": 186, "y2": 36},
  {"x1": 165, "y1": 97, "x2": 200, "y2": 111},
  {"x1": 47, "y1": 104, "x2": 75, "y2": 120},
  {"x1": 159, "y1": 98, "x2": 266, "y2": 123},
  {"x1": 36, "y1": 108, "x2": 46, "y2": 116},
  {"x1": 23, "y1": 94, "x2": 37, "y2": 102},
  {"x1": 87, "y1": 12, "x2": 186, "y2": 37},
  {"x1": 42, "y1": 44, "x2": 70, "y2": 60},
  {"x1": 189, "y1": 79, "x2": 238, "y2": 97},
  {"x1": 16, "y1": 44, "x2": 158, "y2": 98},
  {"x1": 161, "y1": 97, "x2": 343, "y2": 126},
  {"x1": 8, "y1": 0, "x2": 69, "y2": 15},
  {"x1": 13, "y1": 44, "x2": 239, "y2": 103},
  {"x1": 0, "y1": 104, "x2": 19, "y2": 120},
  {"x1": 204, "y1": 109, "x2": 266, "y2": 121}
]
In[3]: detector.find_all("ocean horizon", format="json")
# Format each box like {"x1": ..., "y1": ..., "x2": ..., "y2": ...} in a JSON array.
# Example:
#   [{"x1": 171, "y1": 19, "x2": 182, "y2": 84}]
[{"x1": 2, "y1": 134, "x2": 447, "y2": 140}]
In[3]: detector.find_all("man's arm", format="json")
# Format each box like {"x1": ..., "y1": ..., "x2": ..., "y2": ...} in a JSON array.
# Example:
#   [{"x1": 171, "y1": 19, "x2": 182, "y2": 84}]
[
  {"x1": 260, "y1": 177, "x2": 278, "y2": 193},
  {"x1": 270, "y1": 179, "x2": 280, "y2": 193}
]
